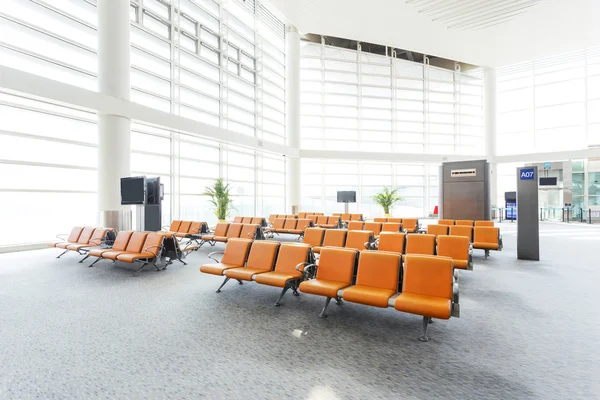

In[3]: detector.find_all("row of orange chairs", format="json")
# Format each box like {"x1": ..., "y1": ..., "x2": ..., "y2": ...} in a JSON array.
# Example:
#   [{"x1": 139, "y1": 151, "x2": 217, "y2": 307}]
[
  {"x1": 309, "y1": 215, "x2": 340, "y2": 229},
  {"x1": 200, "y1": 239, "x2": 459, "y2": 341},
  {"x1": 163, "y1": 220, "x2": 209, "y2": 238},
  {"x1": 370, "y1": 218, "x2": 420, "y2": 233},
  {"x1": 49, "y1": 226, "x2": 115, "y2": 258},
  {"x1": 298, "y1": 212, "x2": 324, "y2": 218},
  {"x1": 200, "y1": 223, "x2": 261, "y2": 246},
  {"x1": 332, "y1": 213, "x2": 364, "y2": 222},
  {"x1": 438, "y1": 219, "x2": 494, "y2": 227},
  {"x1": 231, "y1": 216, "x2": 267, "y2": 227},
  {"x1": 264, "y1": 218, "x2": 313, "y2": 239},
  {"x1": 268, "y1": 214, "x2": 299, "y2": 224},
  {"x1": 427, "y1": 225, "x2": 502, "y2": 258}
]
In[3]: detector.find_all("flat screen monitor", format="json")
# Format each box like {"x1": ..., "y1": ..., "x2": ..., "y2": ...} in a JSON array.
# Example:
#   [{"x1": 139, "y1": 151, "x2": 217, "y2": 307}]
[
  {"x1": 120, "y1": 176, "x2": 146, "y2": 205},
  {"x1": 539, "y1": 177, "x2": 557, "y2": 186},
  {"x1": 146, "y1": 177, "x2": 161, "y2": 205},
  {"x1": 337, "y1": 191, "x2": 356, "y2": 203}
]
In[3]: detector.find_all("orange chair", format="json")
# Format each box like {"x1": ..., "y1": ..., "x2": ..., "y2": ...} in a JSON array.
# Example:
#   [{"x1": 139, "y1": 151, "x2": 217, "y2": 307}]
[
  {"x1": 116, "y1": 232, "x2": 167, "y2": 275},
  {"x1": 381, "y1": 222, "x2": 402, "y2": 233},
  {"x1": 363, "y1": 222, "x2": 382, "y2": 236},
  {"x1": 394, "y1": 255, "x2": 456, "y2": 341},
  {"x1": 388, "y1": 218, "x2": 402, "y2": 223},
  {"x1": 224, "y1": 241, "x2": 280, "y2": 285},
  {"x1": 309, "y1": 215, "x2": 319, "y2": 224},
  {"x1": 233, "y1": 216, "x2": 243, "y2": 223},
  {"x1": 437, "y1": 235, "x2": 472, "y2": 271},
  {"x1": 449, "y1": 225, "x2": 473, "y2": 242},
  {"x1": 163, "y1": 220, "x2": 182, "y2": 232},
  {"x1": 313, "y1": 229, "x2": 347, "y2": 254},
  {"x1": 71, "y1": 228, "x2": 110, "y2": 262},
  {"x1": 213, "y1": 223, "x2": 243, "y2": 243},
  {"x1": 403, "y1": 234, "x2": 436, "y2": 261},
  {"x1": 200, "y1": 223, "x2": 230, "y2": 246},
  {"x1": 350, "y1": 214, "x2": 363, "y2": 221},
  {"x1": 264, "y1": 218, "x2": 285, "y2": 238},
  {"x1": 341, "y1": 213, "x2": 351, "y2": 222},
  {"x1": 178, "y1": 221, "x2": 192, "y2": 235},
  {"x1": 427, "y1": 224, "x2": 449, "y2": 238},
  {"x1": 474, "y1": 220, "x2": 494, "y2": 227},
  {"x1": 473, "y1": 227, "x2": 502, "y2": 258},
  {"x1": 374, "y1": 218, "x2": 388, "y2": 223},
  {"x1": 289, "y1": 219, "x2": 313, "y2": 238},
  {"x1": 341, "y1": 251, "x2": 402, "y2": 308},
  {"x1": 438, "y1": 219, "x2": 454, "y2": 226},
  {"x1": 347, "y1": 221, "x2": 364, "y2": 231},
  {"x1": 51, "y1": 226, "x2": 92, "y2": 258},
  {"x1": 376, "y1": 232, "x2": 405, "y2": 253},
  {"x1": 344, "y1": 230, "x2": 374, "y2": 251},
  {"x1": 277, "y1": 219, "x2": 298, "y2": 234},
  {"x1": 87, "y1": 231, "x2": 133, "y2": 265},
  {"x1": 268, "y1": 214, "x2": 278, "y2": 225},
  {"x1": 315, "y1": 216, "x2": 329, "y2": 227},
  {"x1": 89, "y1": 231, "x2": 148, "y2": 267},
  {"x1": 239, "y1": 224, "x2": 259, "y2": 240},
  {"x1": 200, "y1": 238, "x2": 253, "y2": 287},
  {"x1": 455, "y1": 220, "x2": 474, "y2": 227},
  {"x1": 49, "y1": 226, "x2": 84, "y2": 253},
  {"x1": 254, "y1": 243, "x2": 312, "y2": 306},
  {"x1": 303, "y1": 228, "x2": 326, "y2": 247},
  {"x1": 298, "y1": 248, "x2": 358, "y2": 317},
  {"x1": 402, "y1": 218, "x2": 419, "y2": 233}
]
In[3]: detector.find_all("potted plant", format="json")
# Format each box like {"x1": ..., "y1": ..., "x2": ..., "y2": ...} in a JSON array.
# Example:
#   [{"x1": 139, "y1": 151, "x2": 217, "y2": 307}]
[
  {"x1": 373, "y1": 186, "x2": 403, "y2": 218},
  {"x1": 203, "y1": 178, "x2": 234, "y2": 222}
]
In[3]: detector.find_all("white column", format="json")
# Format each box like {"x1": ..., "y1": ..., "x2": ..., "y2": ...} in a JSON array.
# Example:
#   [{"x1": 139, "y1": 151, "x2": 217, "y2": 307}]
[
  {"x1": 484, "y1": 68, "x2": 498, "y2": 210},
  {"x1": 97, "y1": 0, "x2": 131, "y2": 229},
  {"x1": 286, "y1": 25, "x2": 301, "y2": 214}
]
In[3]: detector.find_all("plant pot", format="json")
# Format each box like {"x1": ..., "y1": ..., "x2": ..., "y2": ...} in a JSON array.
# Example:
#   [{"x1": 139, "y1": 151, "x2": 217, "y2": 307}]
[
  {"x1": 384, "y1": 213, "x2": 391, "y2": 218},
  {"x1": 218, "y1": 219, "x2": 227, "y2": 222}
]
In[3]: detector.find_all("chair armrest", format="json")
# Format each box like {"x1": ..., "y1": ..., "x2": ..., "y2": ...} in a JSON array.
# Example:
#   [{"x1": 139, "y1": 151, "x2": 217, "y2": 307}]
[
  {"x1": 296, "y1": 262, "x2": 316, "y2": 279},
  {"x1": 55, "y1": 234, "x2": 68, "y2": 241},
  {"x1": 208, "y1": 251, "x2": 225, "y2": 263},
  {"x1": 143, "y1": 245, "x2": 162, "y2": 257}
]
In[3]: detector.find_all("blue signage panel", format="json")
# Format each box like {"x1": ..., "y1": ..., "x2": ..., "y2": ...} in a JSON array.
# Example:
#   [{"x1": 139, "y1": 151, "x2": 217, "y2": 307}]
[{"x1": 520, "y1": 168, "x2": 535, "y2": 180}]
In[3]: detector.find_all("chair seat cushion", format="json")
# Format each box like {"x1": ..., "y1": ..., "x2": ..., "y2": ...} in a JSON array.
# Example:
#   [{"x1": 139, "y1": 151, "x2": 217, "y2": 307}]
[
  {"x1": 88, "y1": 248, "x2": 109, "y2": 257},
  {"x1": 288, "y1": 229, "x2": 303, "y2": 235},
  {"x1": 342, "y1": 285, "x2": 395, "y2": 308},
  {"x1": 254, "y1": 271, "x2": 303, "y2": 287},
  {"x1": 225, "y1": 267, "x2": 271, "y2": 281},
  {"x1": 100, "y1": 250, "x2": 128, "y2": 260},
  {"x1": 55, "y1": 242, "x2": 76, "y2": 249},
  {"x1": 213, "y1": 236, "x2": 228, "y2": 242},
  {"x1": 117, "y1": 252, "x2": 156, "y2": 263},
  {"x1": 299, "y1": 279, "x2": 350, "y2": 298},
  {"x1": 312, "y1": 246, "x2": 323, "y2": 254},
  {"x1": 175, "y1": 232, "x2": 189, "y2": 238},
  {"x1": 200, "y1": 263, "x2": 241, "y2": 276},
  {"x1": 275, "y1": 229, "x2": 290, "y2": 234},
  {"x1": 66, "y1": 243, "x2": 91, "y2": 251},
  {"x1": 48, "y1": 243, "x2": 58, "y2": 248},
  {"x1": 201, "y1": 235, "x2": 214, "y2": 241},
  {"x1": 473, "y1": 242, "x2": 499, "y2": 250},
  {"x1": 453, "y1": 259, "x2": 468, "y2": 269},
  {"x1": 394, "y1": 293, "x2": 451, "y2": 319}
]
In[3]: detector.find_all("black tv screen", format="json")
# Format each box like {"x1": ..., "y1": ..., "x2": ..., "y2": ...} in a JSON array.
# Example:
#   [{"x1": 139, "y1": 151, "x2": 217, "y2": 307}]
[
  {"x1": 121, "y1": 176, "x2": 146, "y2": 205},
  {"x1": 539, "y1": 177, "x2": 557, "y2": 186},
  {"x1": 337, "y1": 191, "x2": 356, "y2": 203}
]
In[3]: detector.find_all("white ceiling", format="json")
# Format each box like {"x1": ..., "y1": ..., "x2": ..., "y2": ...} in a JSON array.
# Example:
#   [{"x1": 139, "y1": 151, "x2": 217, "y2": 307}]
[{"x1": 267, "y1": 0, "x2": 600, "y2": 67}]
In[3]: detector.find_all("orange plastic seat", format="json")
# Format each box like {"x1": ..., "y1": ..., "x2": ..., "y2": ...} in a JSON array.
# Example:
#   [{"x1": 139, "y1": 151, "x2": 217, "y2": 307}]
[
  {"x1": 394, "y1": 255, "x2": 454, "y2": 341},
  {"x1": 303, "y1": 228, "x2": 326, "y2": 247},
  {"x1": 201, "y1": 223, "x2": 229, "y2": 242},
  {"x1": 88, "y1": 231, "x2": 133, "y2": 259},
  {"x1": 455, "y1": 220, "x2": 474, "y2": 227},
  {"x1": 66, "y1": 228, "x2": 109, "y2": 251},
  {"x1": 374, "y1": 218, "x2": 387, "y2": 223},
  {"x1": 59, "y1": 226, "x2": 94, "y2": 250},
  {"x1": 473, "y1": 227, "x2": 501, "y2": 256},
  {"x1": 381, "y1": 222, "x2": 402, "y2": 233},
  {"x1": 437, "y1": 235, "x2": 471, "y2": 270},
  {"x1": 289, "y1": 219, "x2": 312, "y2": 235},
  {"x1": 377, "y1": 232, "x2": 405, "y2": 253},
  {"x1": 239, "y1": 224, "x2": 259, "y2": 240},
  {"x1": 344, "y1": 230, "x2": 373, "y2": 251},
  {"x1": 309, "y1": 215, "x2": 318, "y2": 224},
  {"x1": 341, "y1": 213, "x2": 351, "y2": 222},
  {"x1": 116, "y1": 232, "x2": 165, "y2": 263},
  {"x1": 199, "y1": 238, "x2": 252, "y2": 276},
  {"x1": 178, "y1": 221, "x2": 192, "y2": 233},
  {"x1": 350, "y1": 214, "x2": 363, "y2": 221},
  {"x1": 241, "y1": 217, "x2": 251, "y2": 224},
  {"x1": 277, "y1": 218, "x2": 298, "y2": 233},
  {"x1": 402, "y1": 218, "x2": 419, "y2": 233},
  {"x1": 363, "y1": 222, "x2": 382, "y2": 236},
  {"x1": 313, "y1": 229, "x2": 347, "y2": 254},
  {"x1": 299, "y1": 248, "x2": 358, "y2": 317},
  {"x1": 347, "y1": 221, "x2": 364, "y2": 231},
  {"x1": 403, "y1": 234, "x2": 435, "y2": 261},
  {"x1": 53, "y1": 226, "x2": 85, "y2": 249},
  {"x1": 388, "y1": 218, "x2": 402, "y2": 223},
  {"x1": 449, "y1": 225, "x2": 473, "y2": 242},
  {"x1": 341, "y1": 251, "x2": 401, "y2": 308},
  {"x1": 438, "y1": 219, "x2": 454, "y2": 226},
  {"x1": 101, "y1": 232, "x2": 148, "y2": 261},
  {"x1": 250, "y1": 217, "x2": 264, "y2": 226},
  {"x1": 316, "y1": 216, "x2": 329, "y2": 226},
  {"x1": 224, "y1": 241, "x2": 280, "y2": 283},
  {"x1": 233, "y1": 216, "x2": 243, "y2": 223},
  {"x1": 474, "y1": 220, "x2": 494, "y2": 227},
  {"x1": 427, "y1": 224, "x2": 449, "y2": 238},
  {"x1": 214, "y1": 223, "x2": 243, "y2": 242},
  {"x1": 264, "y1": 218, "x2": 285, "y2": 232}
]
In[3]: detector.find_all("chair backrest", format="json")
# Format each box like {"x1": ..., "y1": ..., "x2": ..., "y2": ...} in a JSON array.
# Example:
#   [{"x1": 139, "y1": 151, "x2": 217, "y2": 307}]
[
  {"x1": 233, "y1": 216, "x2": 243, "y2": 223},
  {"x1": 347, "y1": 221, "x2": 364, "y2": 231},
  {"x1": 437, "y1": 235, "x2": 470, "y2": 263},
  {"x1": 272, "y1": 218, "x2": 286, "y2": 229},
  {"x1": 142, "y1": 233, "x2": 165, "y2": 256},
  {"x1": 474, "y1": 227, "x2": 500, "y2": 245},
  {"x1": 298, "y1": 212, "x2": 306, "y2": 218},
  {"x1": 427, "y1": 224, "x2": 449, "y2": 238},
  {"x1": 317, "y1": 248, "x2": 357, "y2": 285},
  {"x1": 316, "y1": 216, "x2": 329, "y2": 225},
  {"x1": 213, "y1": 223, "x2": 229, "y2": 236},
  {"x1": 226, "y1": 223, "x2": 243, "y2": 238},
  {"x1": 246, "y1": 241, "x2": 280, "y2": 271},
  {"x1": 402, "y1": 255, "x2": 453, "y2": 300},
  {"x1": 77, "y1": 227, "x2": 95, "y2": 244},
  {"x1": 66, "y1": 227, "x2": 84, "y2": 243},
  {"x1": 350, "y1": 213, "x2": 363, "y2": 221},
  {"x1": 240, "y1": 224, "x2": 258, "y2": 239},
  {"x1": 377, "y1": 232, "x2": 405, "y2": 253},
  {"x1": 273, "y1": 243, "x2": 311, "y2": 274},
  {"x1": 332, "y1": 213, "x2": 342, "y2": 216},
  {"x1": 221, "y1": 238, "x2": 253, "y2": 265},
  {"x1": 250, "y1": 217, "x2": 263, "y2": 225},
  {"x1": 283, "y1": 219, "x2": 298, "y2": 230},
  {"x1": 405, "y1": 234, "x2": 436, "y2": 255},
  {"x1": 382, "y1": 222, "x2": 402, "y2": 233},
  {"x1": 268, "y1": 214, "x2": 278, "y2": 224},
  {"x1": 323, "y1": 229, "x2": 347, "y2": 248},
  {"x1": 327, "y1": 216, "x2": 340, "y2": 226},
  {"x1": 388, "y1": 218, "x2": 402, "y2": 223},
  {"x1": 309, "y1": 215, "x2": 318, "y2": 224},
  {"x1": 296, "y1": 219, "x2": 312, "y2": 231},
  {"x1": 178, "y1": 221, "x2": 192, "y2": 233},
  {"x1": 189, "y1": 222, "x2": 202, "y2": 234},
  {"x1": 341, "y1": 213, "x2": 351, "y2": 221},
  {"x1": 168, "y1": 220, "x2": 182, "y2": 232},
  {"x1": 112, "y1": 231, "x2": 133, "y2": 251},
  {"x1": 89, "y1": 228, "x2": 108, "y2": 245},
  {"x1": 449, "y1": 225, "x2": 473, "y2": 242},
  {"x1": 438, "y1": 219, "x2": 455, "y2": 226},
  {"x1": 345, "y1": 230, "x2": 373, "y2": 251},
  {"x1": 402, "y1": 218, "x2": 418, "y2": 232},
  {"x1": 455, "y1": 220, "x2": 474, "y2": 227},
  {"x1": 125, "y1": 232, "x2": 149, "y2": 253},
  {"x1": 474, "y1": 220, "x2": 494, "y2": 227},
  {"x1": 374, "y1": 217, "x2": 387, "y2": 222},
  {"x1": 303, "y1": 228, "x2": 325, "y2": 246},
  {"x1": 241, "y1": 217, "x2": 252, "y2": 224},
  {"x1": 363, "y1": 222, "x2": 382, "y2": 236},
  {"x1": 355, "y1": 250, "x2": 401, "y2": 292}
]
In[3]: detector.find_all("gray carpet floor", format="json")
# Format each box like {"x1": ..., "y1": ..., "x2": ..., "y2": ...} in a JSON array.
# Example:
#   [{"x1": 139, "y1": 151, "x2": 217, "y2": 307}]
[{"x1": 0, "y1": 222, "x2": 599, "y2": 399}]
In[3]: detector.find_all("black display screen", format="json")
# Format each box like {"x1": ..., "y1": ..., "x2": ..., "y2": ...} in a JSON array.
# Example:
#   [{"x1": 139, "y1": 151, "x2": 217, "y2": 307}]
[
  {"x1": 337, "y1": 191, "x2": 356, "y2": 203},
  {"x1": 539, "y1": 177, "x2": 557, "y2": 186},
  {"x1": 120, "y1": 177, "x2": 146, "y2": 205}
]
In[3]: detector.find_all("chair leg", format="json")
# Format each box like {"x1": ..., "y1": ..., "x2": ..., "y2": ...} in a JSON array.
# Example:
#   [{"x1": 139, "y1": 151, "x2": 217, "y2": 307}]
[
  {"x1": 292, "y1": 284, "x2": 300, "y2": 296},
  {"x1": 485, "y1": 249, "x2": 490, "y2": 259},
  {"x1": 88, "y1": 258, "x2": 102, "y2": 268},
  {"x1": 419, "y1": 316, "x2": 431, "y2": 342},
  {"x1": 274, "y1": 287, "x2": 289, "y2": 306},
  {"x1": 78, "y1": 254, "x2": 90, "y2": 263},
  {"x1": 57, "y1": 249, "x2": 69, "y2": 259},
  {"x1": 319, "y1": 297, "x2": 332, "y2": 318},
  {"x1": 236, "y1": 279, "x2": 243, "y2": 285},
  {"x1": 335, "y1": 297, "x2": 343, "y2": 305},
  {"x1": 216, "y1": 277, "x2": 230, "y2": 293},
  {"x1": 132, "y1": 262, "x2": 148, "y2": 276}
]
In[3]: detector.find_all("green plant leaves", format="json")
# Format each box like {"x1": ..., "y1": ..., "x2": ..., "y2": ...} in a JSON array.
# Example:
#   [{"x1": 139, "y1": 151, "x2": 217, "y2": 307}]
[
  {"x1": 202, "y1": 178, "x2": 234, "y2": 220},
  {"x1": 372, "y1": 186, "x2": 403, "y2": 214}
]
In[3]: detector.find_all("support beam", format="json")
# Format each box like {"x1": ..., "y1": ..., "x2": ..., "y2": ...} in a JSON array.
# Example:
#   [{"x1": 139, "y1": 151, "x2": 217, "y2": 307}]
[
  {"x1": 484, "y1": 68, "x2": 498, "y2": 210},
  {"x1": 286, "y1": 25, "x2": 301, "y2": 214}
]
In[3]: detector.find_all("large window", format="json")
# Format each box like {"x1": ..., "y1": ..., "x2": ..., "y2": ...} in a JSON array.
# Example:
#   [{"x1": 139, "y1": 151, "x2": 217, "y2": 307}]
[
  {"x1": 301, "y1": 159, "x2": 439, "y2": 218},
  {"x1": 300, "y1": 40, "x2": 484, "y2": 155},
  {"x1": 496, "y1": 47, "x2": 600, "y2": 155}
]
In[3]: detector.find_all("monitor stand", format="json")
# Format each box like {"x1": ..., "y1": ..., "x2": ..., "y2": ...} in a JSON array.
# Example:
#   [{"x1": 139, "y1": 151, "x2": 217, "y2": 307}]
[
  {"x1": 135, "y1": 205, "x2": 145, "y2": 232},
  {"x1": 344, "y1": 203, "x2": 349, "y2": 214}
]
